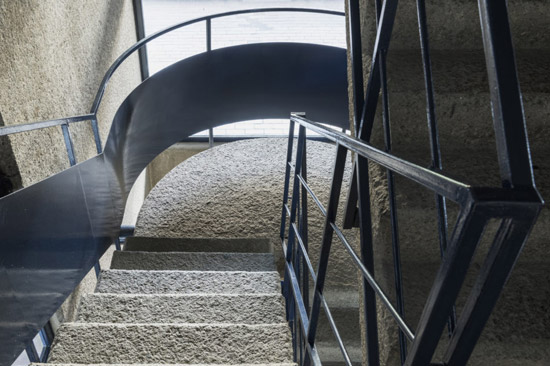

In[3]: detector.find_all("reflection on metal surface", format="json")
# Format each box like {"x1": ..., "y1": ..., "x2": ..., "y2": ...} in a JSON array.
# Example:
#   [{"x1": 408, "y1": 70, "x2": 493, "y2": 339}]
[{"x1": 0, "y1": 42, "x2": 347, "y2": 365}]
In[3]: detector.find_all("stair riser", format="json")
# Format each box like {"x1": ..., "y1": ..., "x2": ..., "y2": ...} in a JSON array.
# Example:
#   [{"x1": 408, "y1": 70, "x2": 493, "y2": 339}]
[
  {"x1": 96, "y1": 270, "x2": 282, "y2": 295},
  {"x1": 48, "y1": 324, "x2": 293, "y2": 364},
  {"x1": 111, "y1": 251, "x2": 276, "y2": 271},
  {"x1": 123, "y1": 237, "x2": 271, "y2": 253},
  {"x1": 78, "y1": 294, "x2": 286, "y2": 324}
]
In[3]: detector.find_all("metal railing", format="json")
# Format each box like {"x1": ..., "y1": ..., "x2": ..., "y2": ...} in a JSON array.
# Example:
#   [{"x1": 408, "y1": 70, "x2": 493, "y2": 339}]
[
  {"x1": 1, "y1": 9, "x2": 344, "y2": 365},
  {"x1": 0, "y1": 8, "x2": 344, "y2": 166},
  {"x1": 280, "y1": 0, "x2": 544, "y2": 365}
]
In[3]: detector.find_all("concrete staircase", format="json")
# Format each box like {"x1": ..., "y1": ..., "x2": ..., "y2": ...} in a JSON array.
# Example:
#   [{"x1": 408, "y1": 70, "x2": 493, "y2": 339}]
[{"x1": 43, "y1": 237, "x2": 294, "y2": 365}]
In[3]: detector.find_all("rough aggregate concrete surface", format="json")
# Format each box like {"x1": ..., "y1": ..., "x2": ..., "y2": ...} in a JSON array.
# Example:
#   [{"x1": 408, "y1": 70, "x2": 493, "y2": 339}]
[
  {"x1": 0, "y1": 0, "x2": 140, "y2": 187},
  {"x1": 136, "y1": 138, "x2": 358, "y2": 290},
  {"x1": 47, "y1": 323, "x2": 293, "y2": 364},
  {"x1": 111, "y1": 251, "x2": 276, "y2": 271},
  {"x1": 96, "y1": 270, "x2": 281, "y2": 295},
  {"x1": 77, "y1": 293, "x2": 286, "y2": 324}
]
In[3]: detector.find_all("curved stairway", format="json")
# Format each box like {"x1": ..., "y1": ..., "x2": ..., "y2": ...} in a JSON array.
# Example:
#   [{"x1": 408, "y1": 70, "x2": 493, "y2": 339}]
[{"x1": 43, "y1": 237, "x2": 294, "y2": 365}]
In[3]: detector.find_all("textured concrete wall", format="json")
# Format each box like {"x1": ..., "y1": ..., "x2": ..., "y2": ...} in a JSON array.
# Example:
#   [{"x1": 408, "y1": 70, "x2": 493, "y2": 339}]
[
  {"x1": 145, "y1": 142, "x2": 226, "y2": 195},
  {"x1": 136, "y1": 138, "x2": 360, "y2": 292},
  {"x1": 0, "y1": 0, "x2": 141, "y2": 187}
]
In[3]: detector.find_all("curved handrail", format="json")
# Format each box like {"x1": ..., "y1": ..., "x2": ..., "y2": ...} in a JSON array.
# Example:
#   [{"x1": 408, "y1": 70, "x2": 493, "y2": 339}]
[
  {"x1": 0, "y1": 8, "x2": 344, "y2": 138},
  {"x1": 90, "y1": 8, "x2": 345, "y2": 114}
]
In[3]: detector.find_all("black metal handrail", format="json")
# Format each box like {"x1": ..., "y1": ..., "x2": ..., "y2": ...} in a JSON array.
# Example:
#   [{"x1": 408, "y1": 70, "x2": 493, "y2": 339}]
[
  {"x1": 0, "y1": 8, "x2": 343, "y2": 161},
  {"x1": 281, "y1": 113, "x2": 542, "y2": 366},
  {"x1": 280, "y1": 0, "x2": 544, "y2": 364},
  {"x1": 1, "y1": 9, "x2": 344, "y2": 365}
]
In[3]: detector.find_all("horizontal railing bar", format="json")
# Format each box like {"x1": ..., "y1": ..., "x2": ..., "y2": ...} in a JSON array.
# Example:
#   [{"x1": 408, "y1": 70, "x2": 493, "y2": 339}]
[
  {"x1": 180, "y1": 135, "x2": 334, "y2": 143},
  {"x1": 91, "y1": 8, "x2": 345, "y2": 114},
  {"x1": 320, "y1": 295, "x2": 354, "y2": 366},
  {"x1": 292, "y1": 223, "x2": 316, "y2": 279},
  {"x1": 286, "y1": 222, "x2": 352, "y2": 366},
  {"x1": 285, "y1": 261, "x2": 311, "y2": 340},
  {"x1": 0, "y1": 114, "x2": 95, "y2": 136},
  {"x1": 296, "y1": 174, "x2": 327, "y2": 217},
  {"x1": 286, "y1": 259, "x2": 322, "y2": 366},
  {"x1": 331, "y1": 222, "x2": 415, "y2": 341},
  {"x1": 291, "y1": 115, "x2": 470, "y2": 203}
]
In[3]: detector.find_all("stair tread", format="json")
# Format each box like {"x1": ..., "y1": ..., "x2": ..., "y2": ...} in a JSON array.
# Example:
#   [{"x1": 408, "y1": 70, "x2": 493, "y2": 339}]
[
  {"x1": 111, "y1": 251, "x2": 275, "y2": 271},
  {"x1": 77, "y1": 293, "x2": 285, "y2": 324},
  {"x1": 48, "y1": 323, "x2": 293, "y2": 364},
  {"x1": 96, "y1": 270, "x2": 281, "y2": 295}
]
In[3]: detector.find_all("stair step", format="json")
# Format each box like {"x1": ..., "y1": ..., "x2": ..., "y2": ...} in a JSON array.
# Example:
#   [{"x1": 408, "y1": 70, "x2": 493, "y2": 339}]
[
  {"x1": 111, "y1": 251, "x2": 275, "y2": 271},
  {"x1": 38, "y1": 364, "x2": 296, "y2": 366},
  {"x1": 77, "y1": 293, "x2": 285, "y2": 324},
  {"x1": 123, "y1": 237, "x2": 271, "y2": 253},
  {"x1": 96, "y1": 270, "x2": 281, "y2": 295},
  {"x1": 47, "y1": 323, "x2": 293, "y2": 364}
]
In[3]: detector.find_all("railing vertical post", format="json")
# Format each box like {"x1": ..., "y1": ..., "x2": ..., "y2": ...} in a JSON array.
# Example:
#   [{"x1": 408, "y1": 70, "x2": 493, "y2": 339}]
[
  {"x1": 206, "y1": 18, "x2": 214, "y2": 147},
  {"x1": 306, "y1": 144, "x2": 347, "y2": 347},
  {"x1": 25, "y1": 341, "x2": 40, "y2": 363},
  {"x1": 90, "y1": 116, "x2": 103, "y2": 154},
  {"x1": 444, "y1": 210, "x2": 540, "y2": 366},
  {"x1": 280, "y1": 117, "x2": 296, "y2": 242},
  {"x1": 415, "y1": 0, "x2": 455, "y2": 337},
  {"x1": 356, "y1": 155, "x2": 380, "y2": 366},
  {"x1": 379, "y1": 45, "x2": 407, "y2": 363},
  {"x1": 347, "y1": 0, "x2": 364, "y2": 136},
  {"x1": 300, "y1": 125, "x2": 309, "y2": 312},
  {"x1": 133, "y1": 0, "x2": 149, "y2": 81},
  {"x1": 39, "y1": 322, "x2": 54, "y2": 361},
  {"x1": 298, "y1": 125, "x2": 308, "y2": 366},
  {"x1": 405, "y1": 204, "x2": 487, "y2": 366},
  {"x1": 61, "y1": 123, "x2": 77, "y2": 166},
  {"x1": 477, "y1": 0, "x2": 535, "y2": 188}
]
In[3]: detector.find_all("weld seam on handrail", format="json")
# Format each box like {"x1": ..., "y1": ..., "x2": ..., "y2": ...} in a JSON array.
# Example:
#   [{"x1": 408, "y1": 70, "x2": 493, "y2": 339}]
[
  {"x1": 91, "y1": 8, "x2": 345, "y2": 115},
  {"x1": 287, "y1": 222, "x2": 353, "y2": 366},
  {"x1": 0, "y1": 114, "x2": 95, "y2": 136},
  {"x1": 331, "y1": 222, "x2": 415, "y2": 341},
  {"x1": 291, "y1": 114, "x2": 470, "y2": 203}
]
